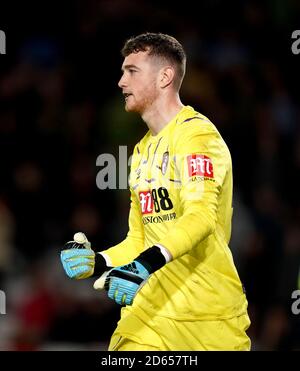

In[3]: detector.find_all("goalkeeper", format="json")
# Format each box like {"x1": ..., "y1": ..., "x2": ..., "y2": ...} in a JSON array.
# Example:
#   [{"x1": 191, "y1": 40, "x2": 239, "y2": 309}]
[{"x1": 60, "y1": 33, "x2": 251, "y2": 350}]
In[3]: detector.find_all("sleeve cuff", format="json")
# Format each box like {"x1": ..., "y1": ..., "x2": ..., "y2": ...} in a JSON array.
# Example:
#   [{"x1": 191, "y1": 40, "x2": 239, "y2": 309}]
[
  {"x1": 135, "y1": 245, "x2": 171, "y2": 274},
  {"x1": 92, "y1": 252, "x2": 112, "y2": 277}
]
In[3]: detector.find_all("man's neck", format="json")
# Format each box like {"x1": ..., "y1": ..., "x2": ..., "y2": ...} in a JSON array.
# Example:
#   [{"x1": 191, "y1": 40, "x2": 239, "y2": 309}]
[{"x1": 141, "y1": 94, "x2": 184, "y2": 136}]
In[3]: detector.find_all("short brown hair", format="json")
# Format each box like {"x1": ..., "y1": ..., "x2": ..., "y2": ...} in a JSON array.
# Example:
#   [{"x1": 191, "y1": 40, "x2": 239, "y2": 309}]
[{"x1": 121, "y1": 32, "x2": 186, "y2": 90}]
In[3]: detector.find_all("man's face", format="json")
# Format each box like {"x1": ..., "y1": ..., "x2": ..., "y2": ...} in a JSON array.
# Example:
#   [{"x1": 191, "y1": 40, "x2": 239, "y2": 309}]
[{"x1": 118, "y1": 51, "x2": 160, "y2": 114}]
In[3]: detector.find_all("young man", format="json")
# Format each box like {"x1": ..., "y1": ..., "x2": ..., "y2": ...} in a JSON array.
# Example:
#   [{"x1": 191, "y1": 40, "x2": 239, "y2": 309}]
[{"x1": 60, "y1": 33, "x2": 251, "y2": 350}]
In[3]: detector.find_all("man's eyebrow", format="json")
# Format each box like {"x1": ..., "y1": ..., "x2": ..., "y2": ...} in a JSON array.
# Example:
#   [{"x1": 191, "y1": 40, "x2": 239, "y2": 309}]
[{"x1": 121, "y1": 64, "x2": 140, "y2": 71}]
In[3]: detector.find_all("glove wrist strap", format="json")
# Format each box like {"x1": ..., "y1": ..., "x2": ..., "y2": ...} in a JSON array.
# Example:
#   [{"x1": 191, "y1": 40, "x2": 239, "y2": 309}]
[
  {"x1": 92, "y1": 253, "x2": 111, "y2": 277},
  {"x1": 135, "y1": 246, "x2": 167, "y2": 274}
]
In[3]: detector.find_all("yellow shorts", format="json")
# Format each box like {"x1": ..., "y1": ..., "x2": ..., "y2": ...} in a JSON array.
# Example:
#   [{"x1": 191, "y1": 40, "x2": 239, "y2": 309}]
[{"x1": 108, "y1": 307, "x2": 251, "y2": 351}]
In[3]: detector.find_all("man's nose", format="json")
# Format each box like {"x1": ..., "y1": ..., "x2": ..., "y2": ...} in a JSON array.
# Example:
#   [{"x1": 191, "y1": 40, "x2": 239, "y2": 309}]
[{"x1": 118, "y1": 75, "x2": 127, "y2": 88}]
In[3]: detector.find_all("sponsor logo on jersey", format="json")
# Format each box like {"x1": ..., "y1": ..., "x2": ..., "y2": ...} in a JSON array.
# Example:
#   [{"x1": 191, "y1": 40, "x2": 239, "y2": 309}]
[
  {"x1": 187, "y1": 154, "x2": 214, "y2": 178},
  {"x1": 139, "y1": 187, "x2": 173, "y2": 214},
  {"x1": 139, "y1": 191, "x2": 153, "y2": 214},
  {"x1": 142, "y1": 212, "x2": 176, "y2": 225}
]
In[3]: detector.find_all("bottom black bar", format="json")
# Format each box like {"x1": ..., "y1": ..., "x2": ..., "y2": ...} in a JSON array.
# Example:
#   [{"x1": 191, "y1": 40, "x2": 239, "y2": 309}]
[{"x1": 0, "y1": 350, "x2": 292, "y2": 369}]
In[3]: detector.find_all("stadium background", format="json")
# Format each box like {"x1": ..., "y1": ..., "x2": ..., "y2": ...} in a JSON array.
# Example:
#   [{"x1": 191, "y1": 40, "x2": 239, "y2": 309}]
[{"x1": 0, "y1": 0, "x2": 299, "y2": 350}]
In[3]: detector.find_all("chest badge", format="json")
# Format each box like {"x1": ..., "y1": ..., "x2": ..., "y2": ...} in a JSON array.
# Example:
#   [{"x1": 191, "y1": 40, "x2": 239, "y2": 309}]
[{"x1": 161, "y1": 151, "x2": 169, "y2": 175}]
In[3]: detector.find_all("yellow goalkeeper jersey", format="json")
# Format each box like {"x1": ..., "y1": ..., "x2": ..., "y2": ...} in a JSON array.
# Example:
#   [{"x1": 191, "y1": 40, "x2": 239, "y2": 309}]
[{"x1": 103, "y1": 105, "x2": 248, "y2": 320}]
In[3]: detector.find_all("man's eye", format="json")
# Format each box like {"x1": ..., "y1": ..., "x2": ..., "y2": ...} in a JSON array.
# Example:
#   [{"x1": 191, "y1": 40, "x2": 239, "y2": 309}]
[{"x1": 129, "y1": 69, "x2": 136, "y2": 73}]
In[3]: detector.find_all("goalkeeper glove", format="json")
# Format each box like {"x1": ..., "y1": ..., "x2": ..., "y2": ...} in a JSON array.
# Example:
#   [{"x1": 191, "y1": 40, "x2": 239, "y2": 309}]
[
  {"x1": 106, "y1": 245, "x2": 169, "y2": 305},
  {"x1": 60, "y1": 232, "x2": 109, "y2": 279}
]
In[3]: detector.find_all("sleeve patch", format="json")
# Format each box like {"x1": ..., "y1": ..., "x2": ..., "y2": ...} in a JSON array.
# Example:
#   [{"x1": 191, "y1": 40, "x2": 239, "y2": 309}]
[{"x1": 187, "y1": 154, "x2": 214, "y2": 178}]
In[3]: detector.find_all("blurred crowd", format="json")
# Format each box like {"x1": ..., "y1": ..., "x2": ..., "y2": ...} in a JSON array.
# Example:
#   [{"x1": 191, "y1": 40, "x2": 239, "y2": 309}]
[{"x1": 0, "y1": 0, "x2": 299, "y2": 350}]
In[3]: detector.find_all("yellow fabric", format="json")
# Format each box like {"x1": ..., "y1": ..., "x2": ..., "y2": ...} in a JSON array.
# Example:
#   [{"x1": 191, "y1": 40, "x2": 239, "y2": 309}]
[
  {"x1": 103, "y1": 105, "x2": 249, "y2": 321},
  {"x1": 109, "y1": 306, "x2": 251, "y2": 351}
]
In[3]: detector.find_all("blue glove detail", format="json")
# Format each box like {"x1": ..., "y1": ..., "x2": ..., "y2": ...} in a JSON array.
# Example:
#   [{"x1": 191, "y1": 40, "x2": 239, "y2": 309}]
[
  {"x1": 106, "y1": 261, "x2": 150, "y2": 305},
  {"x1": 60, "y1": 248, "x2": 95, "y2": 279}
]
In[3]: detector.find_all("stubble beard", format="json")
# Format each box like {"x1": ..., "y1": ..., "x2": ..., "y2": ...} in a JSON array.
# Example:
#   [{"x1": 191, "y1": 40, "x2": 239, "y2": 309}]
[
  {"x1": 124, "y1": 95, "x2": 146, "y2": 115},
  {"x1": 127, "y1": 87, "x2": 158, "y2": 116}
]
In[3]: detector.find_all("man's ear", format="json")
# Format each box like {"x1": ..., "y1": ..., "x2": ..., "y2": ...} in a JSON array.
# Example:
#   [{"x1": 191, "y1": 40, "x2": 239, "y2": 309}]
[{"x1": 159, "y1": 66, "x2": 175, "y2": 88}]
